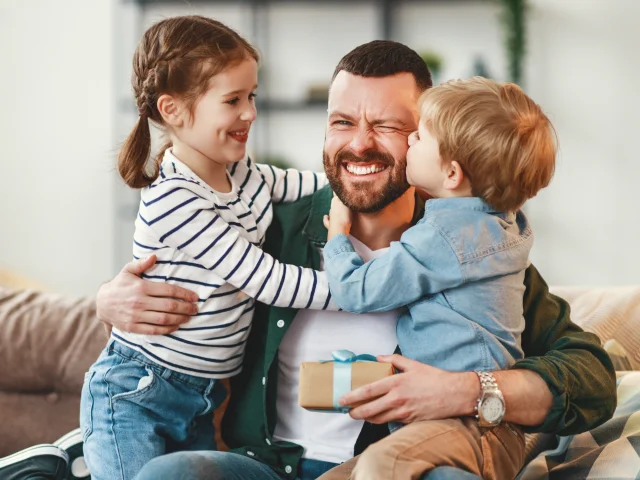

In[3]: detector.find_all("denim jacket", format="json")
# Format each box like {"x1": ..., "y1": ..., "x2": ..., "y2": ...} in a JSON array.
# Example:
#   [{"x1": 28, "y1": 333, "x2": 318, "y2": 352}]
[{"x1": 324, "y1": 197, "x2": 532, "y2": 372}]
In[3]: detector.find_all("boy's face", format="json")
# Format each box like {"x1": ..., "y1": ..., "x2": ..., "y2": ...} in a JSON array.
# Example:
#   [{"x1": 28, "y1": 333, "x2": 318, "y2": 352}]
[{"x1": 406, "y1": 121, "x2": 447, "y2": 196}]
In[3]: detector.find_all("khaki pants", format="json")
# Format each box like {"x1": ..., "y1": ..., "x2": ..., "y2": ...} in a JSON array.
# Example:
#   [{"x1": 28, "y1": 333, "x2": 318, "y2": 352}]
[{"x1": 318, "y1": 418, "x2": 525, "y2": 480}]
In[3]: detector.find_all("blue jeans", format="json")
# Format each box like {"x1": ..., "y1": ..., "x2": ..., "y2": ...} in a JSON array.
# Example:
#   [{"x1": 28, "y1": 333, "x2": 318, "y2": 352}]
[
  {"x1": 80, "y1": 340, "x2": 226, "y2": 480},
  {"x1": 134, "y1": 450, "x2": 481, "y2": 480},
  {"x1": 135, "y1": 451, "x2": 337, "y2": 480}
]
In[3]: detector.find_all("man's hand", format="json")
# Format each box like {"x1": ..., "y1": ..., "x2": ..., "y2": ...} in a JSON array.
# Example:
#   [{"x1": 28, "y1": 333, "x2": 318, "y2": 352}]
[
  {"x1": 96, "y1": 255, "x2": 199, "y2": 335},
  {"x1": 339, "y1": 354, "x2": 479, "y2": 425},
  {"x1": 323, "y1": 195, "x2": 353, "y2": 240},
  {"x1": 340, "y1": 354, "x2": 554, "y2": 427}
]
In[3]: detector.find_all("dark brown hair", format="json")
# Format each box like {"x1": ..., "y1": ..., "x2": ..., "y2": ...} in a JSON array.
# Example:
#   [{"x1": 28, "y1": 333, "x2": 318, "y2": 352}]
[
  {"x1": 332, "y1": 40, "x2": 432, "y2": 92},
  {"x1": 119, "y1": 16, "x2": 259, "y2": 188}
]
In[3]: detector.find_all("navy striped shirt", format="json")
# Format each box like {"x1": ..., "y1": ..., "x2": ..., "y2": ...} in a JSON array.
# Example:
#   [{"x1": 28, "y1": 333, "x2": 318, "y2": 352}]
[{"x1": 113, "y1": 150, "x2": 336, "y2": 378}]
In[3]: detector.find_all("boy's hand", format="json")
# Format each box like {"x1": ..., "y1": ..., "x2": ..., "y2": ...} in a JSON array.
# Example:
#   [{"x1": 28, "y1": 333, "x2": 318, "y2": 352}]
[{"x1": 323, "y1": 195, "x2": 353, "y2": 240}]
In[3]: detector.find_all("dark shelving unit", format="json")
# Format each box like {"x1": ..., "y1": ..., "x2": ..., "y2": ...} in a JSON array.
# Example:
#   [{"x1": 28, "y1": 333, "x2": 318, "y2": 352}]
[{"x1": 121, "y1": 0, "x2": 486, "y2": 115}]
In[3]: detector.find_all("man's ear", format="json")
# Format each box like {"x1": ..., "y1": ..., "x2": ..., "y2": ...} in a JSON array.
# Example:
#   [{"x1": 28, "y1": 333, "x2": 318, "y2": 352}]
[
  {"x1": 443, "y1": 160, "x2": 465, "y2": 191},
  {"x1": 157, "y1": 94, "x2": 185, "y2": 127}
]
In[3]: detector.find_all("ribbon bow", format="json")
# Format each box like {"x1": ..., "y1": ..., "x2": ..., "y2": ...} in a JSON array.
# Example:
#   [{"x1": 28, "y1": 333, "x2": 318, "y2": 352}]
[{"x1": 320, "y1": 349, "x2": 377, "y2": 412}]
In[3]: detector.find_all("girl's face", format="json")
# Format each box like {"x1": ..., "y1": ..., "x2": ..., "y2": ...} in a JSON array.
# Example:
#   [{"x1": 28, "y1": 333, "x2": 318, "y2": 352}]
[{"x1": 176, "y1": 57, "x2": 258, "y2": 166}]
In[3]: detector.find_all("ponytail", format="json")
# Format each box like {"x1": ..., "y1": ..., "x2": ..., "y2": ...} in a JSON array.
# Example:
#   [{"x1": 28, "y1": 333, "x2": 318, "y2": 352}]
[{"x1": 118, "y1": 115, "x2": 158, "y2": 188}]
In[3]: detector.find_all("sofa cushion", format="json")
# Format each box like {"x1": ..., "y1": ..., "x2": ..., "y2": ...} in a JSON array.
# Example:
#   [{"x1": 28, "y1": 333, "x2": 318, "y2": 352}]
[
  {"x1": 550, "y1": 286, "x2": 640, "y2": 369},
  {"x1": 0, "y1": 287, "x2": 106, "y2": 394}
]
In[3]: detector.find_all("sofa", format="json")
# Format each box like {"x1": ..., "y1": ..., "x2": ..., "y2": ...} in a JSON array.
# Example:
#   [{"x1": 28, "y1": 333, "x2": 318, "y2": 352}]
[{"x1": 1, "y1": 281, "x2": 639, "y2": 475}]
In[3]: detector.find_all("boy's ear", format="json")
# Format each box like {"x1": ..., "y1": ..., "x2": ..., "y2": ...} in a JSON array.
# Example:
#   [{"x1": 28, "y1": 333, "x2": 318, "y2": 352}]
[
  {"x1": 443, "y1": 160, "x2": 465, "y2": 190},
  {"x1": 157, "y1": 94, "x2": 185, "y2": 127}
]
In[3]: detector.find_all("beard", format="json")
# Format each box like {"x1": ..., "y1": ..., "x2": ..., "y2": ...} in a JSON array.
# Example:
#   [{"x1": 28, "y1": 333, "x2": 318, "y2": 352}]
[{"x1": 323, "y1": 148, "x2": 410, "y2": 213}]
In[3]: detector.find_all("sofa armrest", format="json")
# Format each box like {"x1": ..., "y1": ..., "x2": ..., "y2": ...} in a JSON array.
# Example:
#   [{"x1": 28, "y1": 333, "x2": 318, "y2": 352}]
[
  {"x1": 550, "y1": 285, "x2": 640, "y2": 368},
  {"x1": 0, "y1": 287, "x2": 107, "y2": 394}
]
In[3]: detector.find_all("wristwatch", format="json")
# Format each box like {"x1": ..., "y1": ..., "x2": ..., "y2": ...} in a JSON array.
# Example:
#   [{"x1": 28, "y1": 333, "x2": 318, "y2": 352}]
[{"x1": 474, "y1": 371, "x2": 505, "y2": 427}]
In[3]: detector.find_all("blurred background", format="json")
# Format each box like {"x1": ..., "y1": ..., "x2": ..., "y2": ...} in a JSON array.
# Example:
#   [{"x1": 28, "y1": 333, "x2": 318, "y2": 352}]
[{"x1": 0, "y1": 0, "x2": 638, "y2": 297}]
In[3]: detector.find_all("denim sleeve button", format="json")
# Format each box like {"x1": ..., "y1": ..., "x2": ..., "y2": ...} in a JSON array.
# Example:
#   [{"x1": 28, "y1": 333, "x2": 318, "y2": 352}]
[
  {"x1": 285, "y1": 465, "x2": 292, "y2": 474},
  {"x1": 247, "y1": 451, "x2": 255, "y2": 457},
  {"x1": 277, "y1": 320, "x2": 285, "y2": 328},
  {"x1": 262, "y1": 377, "x2": 266, "y2": 385}
]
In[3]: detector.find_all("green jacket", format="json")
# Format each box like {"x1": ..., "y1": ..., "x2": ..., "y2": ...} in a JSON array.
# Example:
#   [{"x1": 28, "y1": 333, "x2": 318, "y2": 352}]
[{"x1": 222, "y1": 185, "x2": 617, "y2": 479}]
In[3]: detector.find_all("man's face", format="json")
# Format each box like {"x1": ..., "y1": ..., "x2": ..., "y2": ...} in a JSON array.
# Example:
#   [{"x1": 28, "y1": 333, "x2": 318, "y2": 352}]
[{"x1": 323, "y1": 71, "x2": 421, "y2": 213}]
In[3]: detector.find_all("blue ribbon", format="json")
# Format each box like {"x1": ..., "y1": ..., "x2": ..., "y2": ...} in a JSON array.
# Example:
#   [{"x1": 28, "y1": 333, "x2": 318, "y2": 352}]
[{"x1": 320, "y1": 349, "x2": 377, "y2": 413}]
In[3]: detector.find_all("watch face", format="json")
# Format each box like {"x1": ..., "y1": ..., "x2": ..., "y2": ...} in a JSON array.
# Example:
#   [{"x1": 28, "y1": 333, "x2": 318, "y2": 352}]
[{"x1": 482, "y1": 396, "x2": 505, "y2": 423}]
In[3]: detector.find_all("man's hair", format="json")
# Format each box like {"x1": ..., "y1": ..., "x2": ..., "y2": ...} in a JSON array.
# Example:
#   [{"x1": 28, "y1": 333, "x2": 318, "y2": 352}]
[
  {"x1": 332, "y1": 40, "x2": 432, "y2": 91},
  {"x1": 420, "y1": 77, "x2": 557, "y2": 211}
]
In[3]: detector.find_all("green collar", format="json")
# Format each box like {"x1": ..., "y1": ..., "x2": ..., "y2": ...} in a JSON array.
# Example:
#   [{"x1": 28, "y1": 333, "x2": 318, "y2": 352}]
[{"x1": 301, "y1": 185, "x2": 426, "y2": 246}]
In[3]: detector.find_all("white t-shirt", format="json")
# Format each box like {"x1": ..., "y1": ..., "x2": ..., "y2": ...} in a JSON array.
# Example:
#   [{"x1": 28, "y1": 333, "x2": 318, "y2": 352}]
[{"x1": 272, "y1": 236, "x2": 399, "y2": 464}]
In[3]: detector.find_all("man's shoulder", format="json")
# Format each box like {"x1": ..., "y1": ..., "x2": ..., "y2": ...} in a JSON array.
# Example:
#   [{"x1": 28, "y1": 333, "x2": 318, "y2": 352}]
[{"x1": 272, "y1": 184, "x2": 332, "y2": 226}]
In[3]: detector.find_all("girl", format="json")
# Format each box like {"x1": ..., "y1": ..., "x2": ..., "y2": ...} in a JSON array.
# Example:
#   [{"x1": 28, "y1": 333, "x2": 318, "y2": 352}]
[{"x1": 80, "y1": 16, "x2": 334, "y2": 480}]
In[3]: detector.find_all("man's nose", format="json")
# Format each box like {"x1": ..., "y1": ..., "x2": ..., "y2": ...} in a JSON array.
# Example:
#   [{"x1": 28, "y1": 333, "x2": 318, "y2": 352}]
[{"x1": 349, "y1": 128, "x2": 374, "y2": 155}]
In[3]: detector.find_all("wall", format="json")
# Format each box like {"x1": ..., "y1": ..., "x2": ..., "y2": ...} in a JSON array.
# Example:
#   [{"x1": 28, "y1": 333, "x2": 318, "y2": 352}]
[
  {"x1": 1, "y1": 0, "x2": 637, "y2": 295},
  {"x1": 524, "y1": 0, "x2": 640, "y2": 285},
  {"x1": 0, "y1": 0, "x2": 116, "y2": 296}
]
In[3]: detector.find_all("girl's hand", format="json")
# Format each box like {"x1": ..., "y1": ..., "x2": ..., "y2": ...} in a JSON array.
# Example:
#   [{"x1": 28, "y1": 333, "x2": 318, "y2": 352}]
[{"x1": 323, "y1": 195, "x2": 353, "y2": 240}]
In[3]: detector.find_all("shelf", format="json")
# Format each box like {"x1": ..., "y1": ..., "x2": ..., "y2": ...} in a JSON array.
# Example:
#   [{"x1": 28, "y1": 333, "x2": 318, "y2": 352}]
[{"x1": 128, "y1": 0, "x2": 486, "y2": 4}]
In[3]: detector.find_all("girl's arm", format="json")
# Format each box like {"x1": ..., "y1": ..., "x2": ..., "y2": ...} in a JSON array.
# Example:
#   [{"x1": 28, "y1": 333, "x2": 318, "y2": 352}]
[
  {"x1": 140, "y1": 182, "x2": 336, "y2": 311},
  {"x1": 255, "y1": 162, "x2": 328, "y2": 203}
]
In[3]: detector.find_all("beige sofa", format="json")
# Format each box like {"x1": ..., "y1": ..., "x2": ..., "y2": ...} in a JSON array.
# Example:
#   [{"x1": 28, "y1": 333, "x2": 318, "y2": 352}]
[
  {"x1": 0, "y1": 287, "x2": 105, "y2": 456},
  {"x1": 0, "y1": 283, "x2": 638, "y2": 458}
]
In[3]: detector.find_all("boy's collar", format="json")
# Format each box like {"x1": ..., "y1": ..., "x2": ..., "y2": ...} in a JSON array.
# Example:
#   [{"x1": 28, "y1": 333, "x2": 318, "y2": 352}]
[{"x1": 302, "y1": 185, "x2": 425, "y2": 246}]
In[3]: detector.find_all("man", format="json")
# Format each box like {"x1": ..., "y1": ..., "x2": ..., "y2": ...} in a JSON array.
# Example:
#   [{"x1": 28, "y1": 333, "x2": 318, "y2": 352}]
[{"x1": 96, "y1": 41, "x2": 615, "y2": 479}]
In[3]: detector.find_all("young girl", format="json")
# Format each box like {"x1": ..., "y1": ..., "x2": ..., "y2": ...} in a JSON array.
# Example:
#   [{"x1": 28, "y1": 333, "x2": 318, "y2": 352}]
[
  {"x1": 323, "y1": 77, "x2": 557, "y2": 479},
  {"x1": 80, "y1": 16, "x2": 335, "y2": 480}
]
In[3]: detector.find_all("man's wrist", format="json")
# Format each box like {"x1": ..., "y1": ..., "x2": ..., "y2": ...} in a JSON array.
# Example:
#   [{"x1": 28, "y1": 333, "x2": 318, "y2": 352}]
[
  {"x1": 95, "y1": 282, "x2": 109, "y2": 322},
  {"x1": 453, "y1": 371, "x2": 482, "y2": 417}
]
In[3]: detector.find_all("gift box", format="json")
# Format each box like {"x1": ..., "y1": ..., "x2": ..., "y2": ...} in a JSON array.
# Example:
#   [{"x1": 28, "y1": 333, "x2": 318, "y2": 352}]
[{"x1": 298, "y1": 350, "x2": 395, "y2": 412}]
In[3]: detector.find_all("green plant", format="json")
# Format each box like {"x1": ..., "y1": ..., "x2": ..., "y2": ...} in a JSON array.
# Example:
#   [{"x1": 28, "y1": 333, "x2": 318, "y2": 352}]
[
  {"x1": 419, "y1": 50, "x2": 444, "y2": 78},
  {"x1": 497, "y1": 0, "x2": 528, "y2": 85}
]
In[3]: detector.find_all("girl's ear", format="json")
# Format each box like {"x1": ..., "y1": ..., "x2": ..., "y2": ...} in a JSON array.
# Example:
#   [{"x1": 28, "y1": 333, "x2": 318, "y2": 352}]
[{"x1": 157, "y1": 94, "x2": 185, "y2": 127}]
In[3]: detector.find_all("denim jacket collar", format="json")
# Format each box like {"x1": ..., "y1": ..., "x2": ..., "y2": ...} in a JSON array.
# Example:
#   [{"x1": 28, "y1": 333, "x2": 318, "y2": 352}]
[
  {"x1": 424, "y1": 196, "x2": 515, "y2": 218},
  {"x1": 302, "y1": 185, "x2": 426, "y2": 246}
]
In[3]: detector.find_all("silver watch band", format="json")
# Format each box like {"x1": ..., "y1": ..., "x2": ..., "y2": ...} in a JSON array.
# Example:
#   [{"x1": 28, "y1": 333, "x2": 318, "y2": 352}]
[
  {"x1": 475, "y1": 370, "x2": 498, "y2": 391},
  {"x1": 474, "y1": 370, "x2": 504, "y2": 427}
]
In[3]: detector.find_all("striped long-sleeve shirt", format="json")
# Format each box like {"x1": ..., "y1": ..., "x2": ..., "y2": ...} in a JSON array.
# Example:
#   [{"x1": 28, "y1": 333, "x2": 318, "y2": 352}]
[{"x1": 113, "y1": 149, "x2": 336, "y2": 378}]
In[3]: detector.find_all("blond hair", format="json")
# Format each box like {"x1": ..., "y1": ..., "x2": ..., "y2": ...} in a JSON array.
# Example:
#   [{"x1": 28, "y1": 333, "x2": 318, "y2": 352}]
[
  {"x1": 119, "y1": 16, "x2": 259, "y2": 188},
  {"x1": 419, "y1": 77, "x2": 556, "y2": 211}
]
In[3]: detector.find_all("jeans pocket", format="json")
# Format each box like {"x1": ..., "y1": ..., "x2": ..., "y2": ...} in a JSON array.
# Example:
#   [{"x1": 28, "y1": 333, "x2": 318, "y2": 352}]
[
  {"x1": 110, "y1": 364, "x2": 158, "y2": 403},
  {"x1": 80, "y1": 371, "x2": 96, "y2": 442}
]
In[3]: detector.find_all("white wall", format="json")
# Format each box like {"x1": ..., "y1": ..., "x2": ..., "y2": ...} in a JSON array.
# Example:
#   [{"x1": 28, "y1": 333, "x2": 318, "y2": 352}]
[
  {"x1": 0, "y1": 0, "x2": 115, "y2": 296},
  {"x1": 524, "y1": 0, "x2": 640, "y2": 285},
  {"x1": 1, "y1": 0, "x2": 637, "y2": 295}
]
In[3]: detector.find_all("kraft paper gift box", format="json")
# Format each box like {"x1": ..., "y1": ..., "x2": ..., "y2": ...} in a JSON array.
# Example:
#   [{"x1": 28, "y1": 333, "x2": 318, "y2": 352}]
[{"x1": 298, "y1": 350, "x2": 395, "y2": 412}]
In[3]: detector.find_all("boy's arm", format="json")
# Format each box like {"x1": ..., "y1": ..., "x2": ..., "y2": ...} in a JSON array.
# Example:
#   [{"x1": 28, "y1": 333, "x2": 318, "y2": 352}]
[
  {"x1": 341, "y1": 265, "x2": 616, "y2": 436},
  {"x1": 323, "y1": 222, "x2": 464, "y2": 313},
  {"x1": 255, "y1": 163, "x2": 328, "y2": 203}
]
